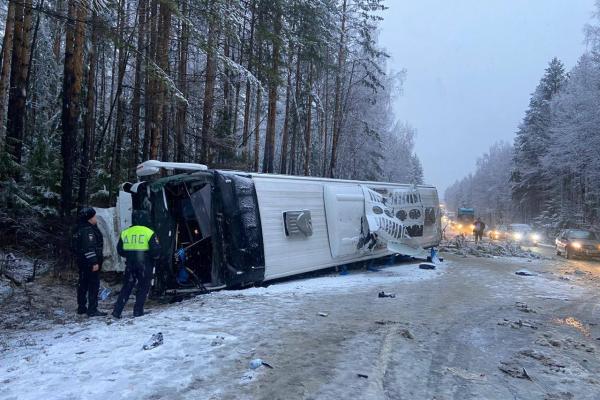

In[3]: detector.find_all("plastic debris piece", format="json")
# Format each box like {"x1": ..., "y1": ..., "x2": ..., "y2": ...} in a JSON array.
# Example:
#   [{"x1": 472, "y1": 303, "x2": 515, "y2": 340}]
[
  {"x1": 515, "y1": 269, "x2": 536, "y2": 276},
  {"x1": 419, "y1": 263, "x2": 436, "y2": 270},
  {"x1": 99, "y1": 287, "x2": 112, "y2": 301},
  {"x1": 357, "y1": 374, "x2": 369, "y2": 379},
  {"x1": 318, "y1": 312, "x2": 329, "y2": 317},
  {"x1": 142, "y1": 332, "x2": 163, "y2": 350},
  {"x1": 249, "y1": 358, "x2": 274, "y2": 370},
  {"x1": 378, "y1": 291, "x2": 396, "y2": 298}
]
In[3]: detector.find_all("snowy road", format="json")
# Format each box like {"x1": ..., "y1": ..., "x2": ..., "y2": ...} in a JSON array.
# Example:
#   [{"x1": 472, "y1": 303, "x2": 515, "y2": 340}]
[{"x1": 2, "y1": 249, "x2": 600, "y2": 400}]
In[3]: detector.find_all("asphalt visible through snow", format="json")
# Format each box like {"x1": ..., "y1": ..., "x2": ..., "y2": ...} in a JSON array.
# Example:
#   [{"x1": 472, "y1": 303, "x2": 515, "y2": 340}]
[{"x1": 1, "y1": 246, "x2": 600, "y2": 400}]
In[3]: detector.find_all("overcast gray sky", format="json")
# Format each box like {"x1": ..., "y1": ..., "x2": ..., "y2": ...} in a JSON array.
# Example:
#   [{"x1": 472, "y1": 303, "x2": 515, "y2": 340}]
[{"x1": 378, "y1": 0, "x2": 595, "y2": 194}]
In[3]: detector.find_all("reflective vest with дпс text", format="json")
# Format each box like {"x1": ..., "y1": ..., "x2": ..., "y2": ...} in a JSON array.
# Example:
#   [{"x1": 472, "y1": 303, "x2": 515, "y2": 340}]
[{"x1": 121, "y1": 226, "x2": 155, "y2": 251}]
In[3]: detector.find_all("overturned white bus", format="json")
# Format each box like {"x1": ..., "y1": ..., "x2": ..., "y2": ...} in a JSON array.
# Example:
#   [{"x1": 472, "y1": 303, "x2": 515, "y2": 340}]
[{"x1": 96, "y1": 161, "x2": 442, "y2": 296}]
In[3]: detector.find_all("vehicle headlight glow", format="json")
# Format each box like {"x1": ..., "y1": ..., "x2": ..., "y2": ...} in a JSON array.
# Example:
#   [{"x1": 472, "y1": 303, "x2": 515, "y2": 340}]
[
  {"x1": 470, "y1": 224, "x2": 475, "y2": 230},
  {"x1": 457, "y1": 224, "x2": 463, "y2": 229},
  {"x1": 531, "y1": 233, "x2": 540, "y2": 241},
  {"x1": 513, "y1": 233, "x2": 523, "y2": 240},
  {"x1": 571, "y1": 242, "x2": 582, "y2": 249}
]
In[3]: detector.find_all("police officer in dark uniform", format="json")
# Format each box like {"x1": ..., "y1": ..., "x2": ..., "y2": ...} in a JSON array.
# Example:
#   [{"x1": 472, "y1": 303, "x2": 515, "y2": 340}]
[
  {"x1": 111, "y1": 210, "x2": 160, "y2": 319},
  {"x1": 72, "y1": 207, "x2": 107, "y2": 317}
]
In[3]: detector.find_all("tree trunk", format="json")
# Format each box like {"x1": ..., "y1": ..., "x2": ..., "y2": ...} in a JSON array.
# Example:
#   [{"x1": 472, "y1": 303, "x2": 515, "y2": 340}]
[
  {"x1": 159, "y1": 3, "x2": 171, "y2": 161},
  {"x1": 52, "y1": 0, "x2": 64, "y2": 63},
  {"x1": 130, "y1": 0, "x2": 146, "y2": 174},
  {"x1": 253, "y1": 44, "x2": 262, "y2": 172},
  {"x1": 289, "y1": 52, "x2": 301, "y2": 175},
  {"x1": 78, "y1": 13, "x2": 98, "y2": 206},
  {"x1": 0, "y1": 0, "x2": 16, "y2": 140},
  {"x1": 61, "y1": 0, "x2": 86, "y2": 215},
  {"x1": 175, "y1": 0, "x2": 188, "y2": 162},
  {"x1": 146, "y1": 0, "x2": 158, "y2": 159},
  {"x1": 200, "y1": 10, "x2": 217, "y2": 164},
  {"x1": 110, "y1": 0, "x2": 129, "y2": 202},
  {"x1": 278, "y1": 50, "x2": 293, "y2": 174},
  {"x1": 241, "y1": 0, "x2": 256, "y2": 165},
  {"x1": 303, "y1": 63, "x2": 313, "y2": 176},
  {"x1": 329, "y1": 0, "x2": 347, "y2": 178},
  {"x1": 322, "y1": 70, "x2": 330, "y2": 176},
  {"x1": 262, "y1": 8, "x2": 281, "y2": 173},
  {"x1": 5, "y1": 0, "x2": 32, "y2": 165}
]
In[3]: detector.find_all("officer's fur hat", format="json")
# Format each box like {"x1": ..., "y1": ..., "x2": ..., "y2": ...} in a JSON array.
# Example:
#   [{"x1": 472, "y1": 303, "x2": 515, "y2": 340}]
[
  {"x1": 132, "y1": 210, "x2": 151, "y2": 226},
  {"x1": 78, "y1": 207, "x2": 96, "y2": 222}
]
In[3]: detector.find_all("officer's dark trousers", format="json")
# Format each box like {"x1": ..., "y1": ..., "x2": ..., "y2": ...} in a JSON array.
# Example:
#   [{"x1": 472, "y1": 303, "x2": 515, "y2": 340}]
[
  {"x1": 113, "y1": 262, "x2": 153, "y2": 317},
  {"x1": 77, "y1": 262, "x2": 100, "y2": 313}
]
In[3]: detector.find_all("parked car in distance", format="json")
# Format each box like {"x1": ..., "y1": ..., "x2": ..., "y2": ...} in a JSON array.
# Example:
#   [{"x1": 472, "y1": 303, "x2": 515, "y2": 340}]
[
  {"x1": 488, "y1": 224, "x2": 540, "y2": 244},
  {"x1": 555, "y1": 229, "x2": 600, "y2": 259},
  {"x1": 488, "y1": 225, "x2": 507, "y2": 240}
]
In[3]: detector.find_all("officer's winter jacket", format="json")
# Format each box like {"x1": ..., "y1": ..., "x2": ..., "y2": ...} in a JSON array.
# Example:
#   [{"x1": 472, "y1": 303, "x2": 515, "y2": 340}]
[{"x1": 72, "y1": 221, "x2": 104, "y2": 267}]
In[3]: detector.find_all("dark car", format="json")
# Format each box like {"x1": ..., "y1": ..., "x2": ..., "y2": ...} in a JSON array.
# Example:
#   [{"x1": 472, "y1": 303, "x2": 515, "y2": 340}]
[{"x1": 555, "y1": 229, "x2": 600, "y2": 259}]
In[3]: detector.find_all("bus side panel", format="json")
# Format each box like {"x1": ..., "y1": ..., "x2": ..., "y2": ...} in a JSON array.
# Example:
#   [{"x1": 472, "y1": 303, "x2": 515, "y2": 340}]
[{"x1": 253, "y1": 178, "x2": 335, "y2": 281}]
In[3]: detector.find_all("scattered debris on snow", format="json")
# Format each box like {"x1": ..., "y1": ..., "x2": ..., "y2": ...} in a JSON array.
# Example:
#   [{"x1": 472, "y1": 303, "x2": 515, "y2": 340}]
[
  {"x1": 419, "y1": 263, "x2": 436, "y2": 270},
  {"x1": 498, "y1": 319, "x2": 539, "y2": 330},
  {"x1": 378, "y1": 291, "x2": 396, "y2": 298},
  {"x1": 318, "y1": 312, "x2": 329, "y2": 317},
  {"x1": 400, "y1": 329, "x2": 414, "y2": 339},
  {"x1": 515, "y1": 302, "x2": 537, "y2": 313},
  {"x1": 516, "y1": 269, "x2": 536, "y2": 276},
  {"x1": 445, "y1": 366, "x2": 486, "y2": 381},
  {"x1": 142, "y1": 332, "x2": 163, "y2": 350},
  {"x1": 211, "y1": 336, "x2": 225, "y2": 347},
  {"x1": 498, "y1": 361, "x2": 532, "y2": 380},
  {"x1": 357, "y1": 373, "x2": 369, "y2": 379},
  {"x1": 0, "y1": 278, "x2": 13, "y2": 305},
  {"x1": 249, "y1": 358, "x2": 273, "y2": 370},
  {"x1": 440, "y1": 240, "x2": 542, "y2": 259},
  {"x1": 0, "y1": 252, "x2": 48, "y2": 285}
]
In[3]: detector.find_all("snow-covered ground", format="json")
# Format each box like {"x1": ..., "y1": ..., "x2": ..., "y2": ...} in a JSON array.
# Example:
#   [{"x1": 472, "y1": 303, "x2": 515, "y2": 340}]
[
  {"x1": 1, "y1": 262, "x2": 446, "y2": 400},
  {"x1": 2, "y1": 249, "x2": 600, "y2": 400}
]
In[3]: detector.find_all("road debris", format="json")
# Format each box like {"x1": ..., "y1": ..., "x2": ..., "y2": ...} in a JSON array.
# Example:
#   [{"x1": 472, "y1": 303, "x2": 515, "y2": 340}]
[
  {"x1": 419, "y1": 263, "x2": 436, "y2": 270},
  {"x1": 515, "y1": 269, "x2": 536, "y2": 276},
  {"x1": 498, "y1": 319, "x2": 538, "y2": 330},
  {"x1": 440, "y1": 240, "x2": 542, "y2": 259},
  {"x1": 498, "y1": 361, "x2": 532, "y2": 380},
  {"x1": 249, "y1": 358, "x2": 274, "y2": 369},
  {"x1": 142, "y1": 332, "x2": 163, "y2": 350},
  {"x1": 515, "y1": 302, "x2": 536, "y2": 313},
  {"x1": 445, "y1": 367, "x2": 486, "y2": 381},
  {"x1": 400, "y1": 329, "x2": 414, "y2": 339},
  {"x1": 357, "y1": 373, "x2": 369, "y2": 379},
  {"x1": 318, "y1": 312, "x2": 329, "y2": 317},
  {"x1": 211, "y1": 336, "x2": 225, "y2": 346},
  {"x1": 378, "y1": 291, "x2": 396, "y2": 298},
  {"x1": 518, "y1": 349, "x2": 566, "y2": 372}
]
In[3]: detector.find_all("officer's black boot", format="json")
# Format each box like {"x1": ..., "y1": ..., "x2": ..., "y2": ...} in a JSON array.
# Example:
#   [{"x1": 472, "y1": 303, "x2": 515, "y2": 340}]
[
  {"x1": 87, "y1": 310, "x2": 108, "y2": 317},
  {"x1": 77, "y1": 306, "x2": 87, "y2": 315}
]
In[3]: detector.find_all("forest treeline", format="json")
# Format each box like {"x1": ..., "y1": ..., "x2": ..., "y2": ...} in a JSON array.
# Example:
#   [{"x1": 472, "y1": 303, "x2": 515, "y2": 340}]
[
  {"x1": 446, "y1": 42, "x2": 600, "y2": 230},
  {"x1": 0, "y1": 0, "x2": 423, "y2": 239}
]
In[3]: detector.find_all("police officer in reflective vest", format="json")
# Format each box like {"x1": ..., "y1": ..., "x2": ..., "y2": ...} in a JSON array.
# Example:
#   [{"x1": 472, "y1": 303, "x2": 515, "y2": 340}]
[
  {"x1": 111, "y1": 210, "x2": 160, "y2": 318},
  {"x1": 72, "y1": 207, "x2": 107, "y2": 317}
]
